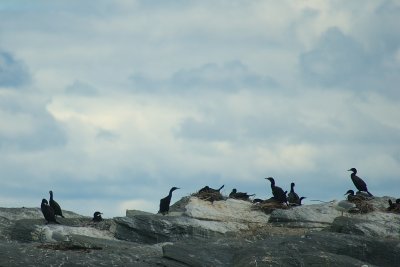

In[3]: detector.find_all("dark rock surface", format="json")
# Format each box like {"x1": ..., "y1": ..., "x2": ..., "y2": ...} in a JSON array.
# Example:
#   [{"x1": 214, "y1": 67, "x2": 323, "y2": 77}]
[
  {"x1": 1, "y1": 196, "x2": 399, "y2": 266},
  {"x1": 163, "y1": 232, "x2": 400, "y2": 267}
]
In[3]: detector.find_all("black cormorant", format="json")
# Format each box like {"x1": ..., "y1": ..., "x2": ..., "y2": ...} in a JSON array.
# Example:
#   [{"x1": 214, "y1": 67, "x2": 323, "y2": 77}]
[
  {"x1": 287, "y1": 182, "x2": 300, "y2": 204},
  {"x1": 198, "y1": 185, "x2": 224, "y2": 194},
  {"x1": 49, "y1": 190, "x2": 64, "y2": 218},
  {"x1": 347, "y1": 168, "x2": 373, "y2": 197},
  {"x1": 265, "y1": 177, "x2": 287, "y2": 204},
  {"x1": 159, "y1": 187, "x2": 179, "y2": 215},
  {"x1": 344, "y1": 189, "x2": 369, "y2": 202},
  {"x1": 92, "y1": 211, "x2": 103, "y2": 222},
  {"x1": 229, "y1": 188, "x2": 254, "y2": 200},
  {"x1": 41, "y1": 199, "x2": 60, "y2": 224}
]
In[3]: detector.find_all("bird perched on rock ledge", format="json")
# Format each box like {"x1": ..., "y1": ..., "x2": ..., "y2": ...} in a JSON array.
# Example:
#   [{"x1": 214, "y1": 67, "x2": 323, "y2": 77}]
[
  {"x1": 347, "y1": 168, "x2": 373, "y2": 197},
  {"x1": 265, "y1": 177, "x2": 288, "y2": 204},
  {"x1": 159, "y1": 187, "x2": 179, "y2": 215},
  {"x1": 229, "y1": 189, "x2": 255, "y2": 201},
  {"x1": 92, "y1": 211, "x2": 103, "y2": 222},
  {"x1": 288, "y1": 182, "x2": 300, "y2": 205},
  {"x1": 41, "y1": 199, "x2": 60, "y2": 224},
  {"x1": 344, "y1": 189, "x2": 370, "y2": 202},
  {"x1": 49, "y1": 190, "x2": 64, "y2": 218},
  {"x1": 333, "y1": 200, "x2": 357, "y2": 216}
]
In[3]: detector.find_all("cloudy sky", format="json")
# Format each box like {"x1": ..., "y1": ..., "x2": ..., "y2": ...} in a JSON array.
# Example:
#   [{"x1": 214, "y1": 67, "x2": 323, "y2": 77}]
[{"x1": 1, "y1": 0, "x2": 400, "y2": 218}]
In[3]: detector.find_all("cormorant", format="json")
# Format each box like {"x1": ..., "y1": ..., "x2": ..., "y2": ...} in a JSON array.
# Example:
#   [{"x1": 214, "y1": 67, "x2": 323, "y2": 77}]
[
  {"x1": 344, "y1": 189, "x2": 368, "y2": 202},
  {"x1": 40, "y1": 199, "x2": 60, "y2": 224},
  {"x1": 92, "y1": 211, "x2": 103, "y2": 222},
  {"x1": 198, "y1": 185, "x2": 224, "y2": 194},
  {"x1": 265, "y1": 177, "x2": 288, "y2": 204},
  {"x1": 287, "y1": 182, "x2": 300, "y2": 204},
  {"x1": 229, "y1": 188, "x2": 254, "y2": 200},
  {"x1": 159, "y1": 187, "x2": 179, "y2": 215},
  {"x1": 49, "y1": 190, "x2": 64, "y2": 218},
  {"x1": 347, "y1": 168, "x2": 373, "y2": 197}
]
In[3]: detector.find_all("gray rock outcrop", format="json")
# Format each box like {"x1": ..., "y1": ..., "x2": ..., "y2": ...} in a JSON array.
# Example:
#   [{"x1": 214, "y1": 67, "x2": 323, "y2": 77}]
[{"x1": 0, "y1": 195, "x2": 399, "y2": 266}]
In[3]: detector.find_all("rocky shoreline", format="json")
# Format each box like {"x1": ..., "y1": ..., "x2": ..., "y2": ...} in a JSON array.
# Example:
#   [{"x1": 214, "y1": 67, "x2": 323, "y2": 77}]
[{"x1": 0, "y1": 195, "x2": 399, "y2": 266}]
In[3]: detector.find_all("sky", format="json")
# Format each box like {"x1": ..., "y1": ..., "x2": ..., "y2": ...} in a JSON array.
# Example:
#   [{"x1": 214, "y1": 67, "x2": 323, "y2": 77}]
[{"x1": 1, "y1": 0, "x2": 400, "y2": 218}]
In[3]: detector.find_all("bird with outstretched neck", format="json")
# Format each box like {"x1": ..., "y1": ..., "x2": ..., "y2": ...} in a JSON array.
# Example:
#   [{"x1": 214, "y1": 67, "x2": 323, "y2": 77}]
[
  {"x1": 41, "y1": 199, "x2": 60, "y2": 224},
  {"x1": 347, "y1": 168, "x2": 373, "y2": 197},
  {"x1": 265, "y1": 177, "x2": 288, "y2": 204},
  {"x1": 49, "y1": 190, "x2": 65, "y2": 218},
  {"x1": 159, "y1": 187, "x2": 179, "y2": 215}
]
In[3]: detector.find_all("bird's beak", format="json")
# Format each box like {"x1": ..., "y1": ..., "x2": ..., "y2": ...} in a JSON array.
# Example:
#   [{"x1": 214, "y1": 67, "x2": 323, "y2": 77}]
[{"x1": 347, "y1": 169, "x2": 351, "y2": 171}]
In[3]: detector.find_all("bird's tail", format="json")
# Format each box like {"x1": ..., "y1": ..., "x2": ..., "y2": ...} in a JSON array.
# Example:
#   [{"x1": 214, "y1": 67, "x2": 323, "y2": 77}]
[
  {"x1": 217, "y1": 185, "x2": 224, "y2": 191},
  {"x1": 367, "y1": 191, "x2": 373, "y2": 197}
]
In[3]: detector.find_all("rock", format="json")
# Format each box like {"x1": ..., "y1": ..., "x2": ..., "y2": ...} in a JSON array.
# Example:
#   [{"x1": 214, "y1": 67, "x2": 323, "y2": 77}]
[
  {"x1": 115, "y1": 197, "x2": 271, "y2": 244},
  {"x1": 163, "y1": 231, "x2": 400, "y2": 267},
  {"x1": 1, "y1": 195, "x2": 400, "y2": 266},
  {"x1": 184, "y1": 197, "x2": 270, "y2": 225},
  {"x1": 126, "y1": 209, "x2": 155, "y2": 217},
  {"x1": 114, "y1": 214, "x2": 226, "y2": 244},
  {"x1": 327, "y1": 213, "x2": 400, "y2": 238},
  {"x1": 269, "y1": 201, "x2": 339, "y2": 228}
]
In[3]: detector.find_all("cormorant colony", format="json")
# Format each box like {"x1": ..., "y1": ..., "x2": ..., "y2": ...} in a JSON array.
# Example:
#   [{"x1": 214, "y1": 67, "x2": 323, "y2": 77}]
[{"x1": 39, "y1": 168, "x2": 400, "y2": 223}]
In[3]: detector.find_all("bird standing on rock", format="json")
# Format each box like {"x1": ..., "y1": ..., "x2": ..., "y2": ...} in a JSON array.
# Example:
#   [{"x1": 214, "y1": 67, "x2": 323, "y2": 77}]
[
  {"x1": 49, "y1": 190, "x2": 64, "y2": 218},
  {"x1": 265, "y1": 177, "x2": 288, "y2": 204},
  {"x1": 159, "y1": 187, "x2": 179, "y2": 215},
  {"x1": 198, "y1": 185, "x2": 224, "y2": 194},
  {"x1": 41, "y1": 199, "x2": 60, "y2": 224},
  {"x1": 92, "y1": 211, "x2": 103, "y2": 222},
  {"x1": 347, "y1": 168, "x2": 373, "y2": 197},
  {"x1": 334, "y1": 200, "x2": 357, "y2": 216},
  {"x1": 288, "y1": 182, "x2": 300, "y2": 205},
  {"x1": 229, "y1": 189, "x2": 255, "y2": 200},
  {"x1": 344, "y1": 189, "x2": 369, "y2": 202}
]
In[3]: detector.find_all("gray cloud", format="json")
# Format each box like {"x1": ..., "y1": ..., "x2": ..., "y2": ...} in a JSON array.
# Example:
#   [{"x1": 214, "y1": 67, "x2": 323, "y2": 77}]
[
  {"x1": 130, "y1": 61, "x2": 278, "y2": 93},
  {"x1": 300, "y1": 27, "x2": 369, "y2": 87},
  {"x1": 0, "y1": 94, "x2": 67, "y2": 151},
  {"x1": 0, "y1": 51, "x2": 30, "y2": 88},
  {"x1": 300, "y1": 21, "x2": 400, "y2": 97},
  {"x1": 65, "y1": 80, "x2": 98, "y2": 96}
]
